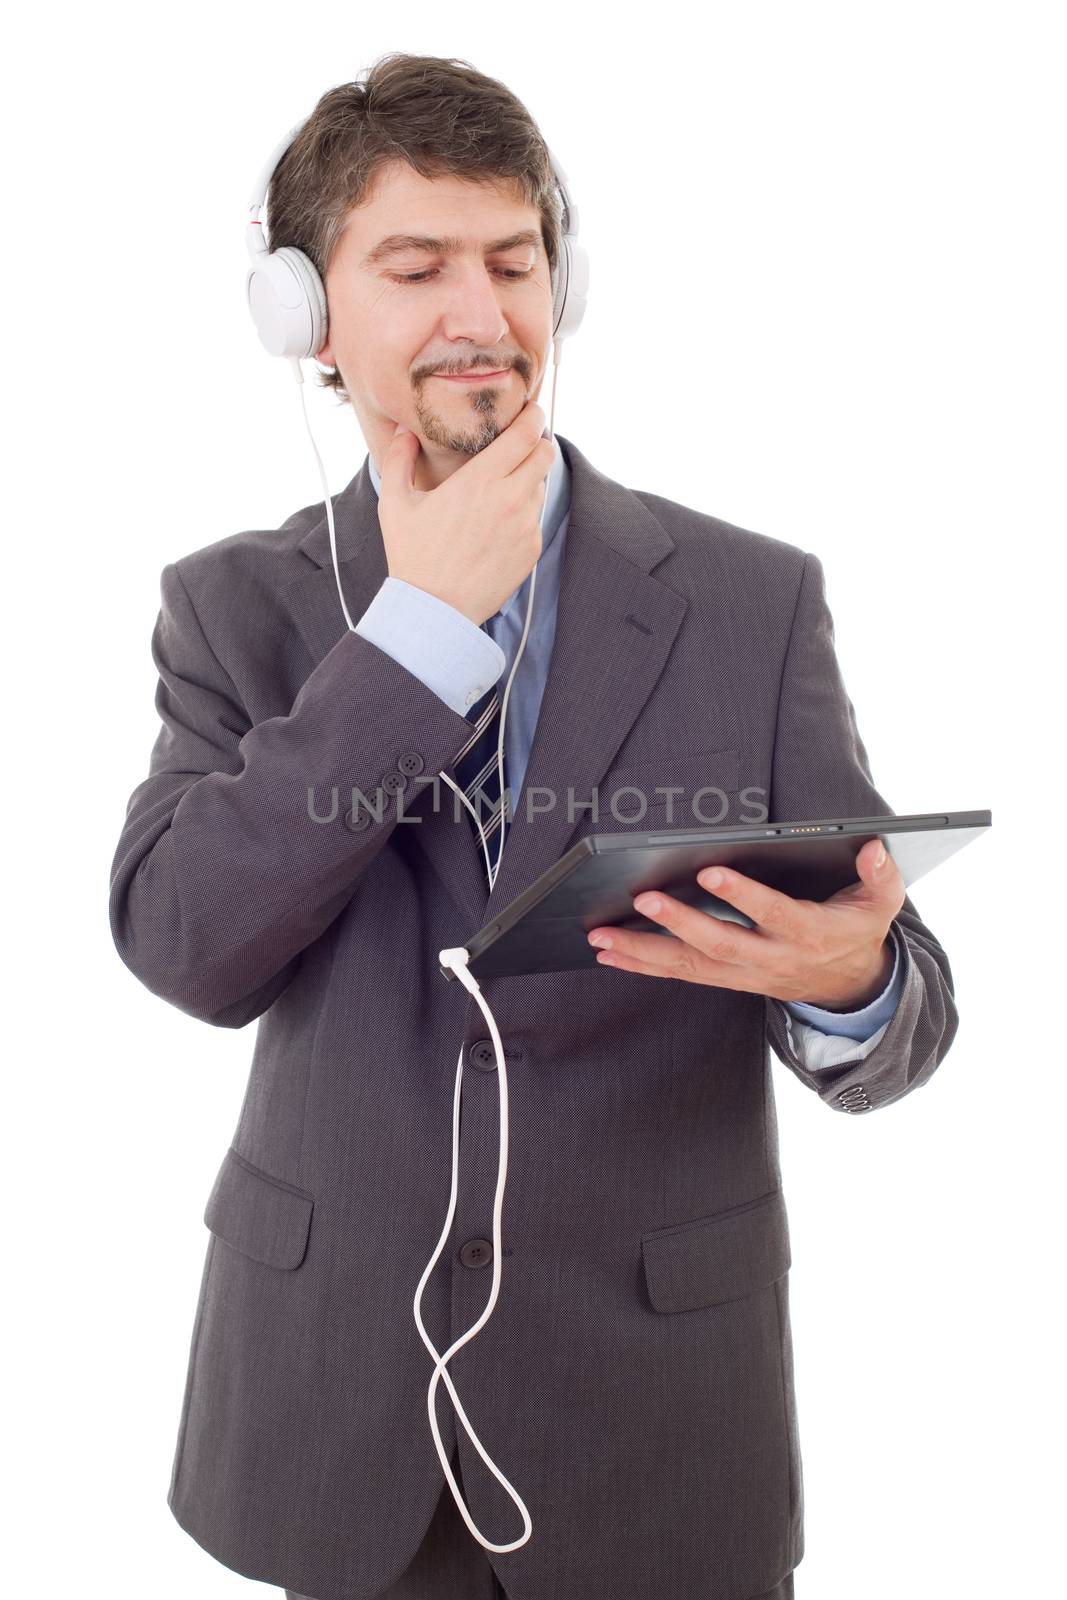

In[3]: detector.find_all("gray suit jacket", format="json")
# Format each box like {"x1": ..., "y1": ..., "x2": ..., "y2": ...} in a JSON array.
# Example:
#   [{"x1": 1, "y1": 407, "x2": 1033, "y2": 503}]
[{"x1": 109, "y1": 433, "x2": 958, "y2": 1600}]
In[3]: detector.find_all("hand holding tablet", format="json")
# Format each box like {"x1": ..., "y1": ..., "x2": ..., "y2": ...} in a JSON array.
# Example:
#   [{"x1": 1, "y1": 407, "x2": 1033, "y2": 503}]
[
  {"x1": 439, "y1": 810, "x2": 991, "y2": 983},
  {"x1": 586, "y1": 835, "x2": 904, "y2": 1008}
]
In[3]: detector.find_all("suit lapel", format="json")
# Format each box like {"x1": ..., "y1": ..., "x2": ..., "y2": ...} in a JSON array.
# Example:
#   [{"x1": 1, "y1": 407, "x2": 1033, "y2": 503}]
[{"x1": 285, "y1": 433, "x2": 688, "y2": 931}]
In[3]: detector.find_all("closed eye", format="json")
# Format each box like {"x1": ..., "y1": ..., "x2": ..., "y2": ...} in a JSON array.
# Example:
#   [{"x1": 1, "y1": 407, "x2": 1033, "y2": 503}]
[{"x1": 390, "y1": 268, "x2": 534, "y2": 285}]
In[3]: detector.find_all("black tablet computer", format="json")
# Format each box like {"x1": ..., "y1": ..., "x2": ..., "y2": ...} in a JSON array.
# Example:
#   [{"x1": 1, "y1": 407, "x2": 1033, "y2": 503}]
[{"x1": 438, "y1": 809, "x2": 991, "y2": 982}]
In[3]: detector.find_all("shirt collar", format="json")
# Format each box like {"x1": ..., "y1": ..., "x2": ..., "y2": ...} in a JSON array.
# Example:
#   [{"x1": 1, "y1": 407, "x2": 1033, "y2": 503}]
[{"x1": 366, "y1": 433, "x2": 570, "y2": 589}]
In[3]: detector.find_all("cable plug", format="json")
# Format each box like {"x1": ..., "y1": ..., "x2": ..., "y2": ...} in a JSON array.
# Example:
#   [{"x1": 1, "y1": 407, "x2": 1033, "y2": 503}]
[{"x1": 437, "y1": 946, "x2": 474, "y2": 985}]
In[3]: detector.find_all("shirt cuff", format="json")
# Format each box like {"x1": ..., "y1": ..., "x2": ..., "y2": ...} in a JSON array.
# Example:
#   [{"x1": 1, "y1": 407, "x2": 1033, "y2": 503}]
[
  {"x1": 355, "y1": 578, "x2": 506, "y2": 716},
  {"x1": 784, "y1": 1007, "x2": 895, "y2": 1072},
  {"x1": 783, "y1": 936, "x2": 903, "y2": 1043}
]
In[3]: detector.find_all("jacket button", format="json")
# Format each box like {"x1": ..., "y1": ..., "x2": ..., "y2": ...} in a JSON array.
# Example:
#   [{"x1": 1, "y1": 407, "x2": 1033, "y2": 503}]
[
  {"x1": 468, "y1": 1039, "x2": 522, "y2": 1072},
  {"x1": 397, "y1": 752, "x2": 425, "y2": 776},
  {"x1": 381, "y1": 770, "x2": 408, "y2": 796},
  {"x1": 343, "y1": 806, "x2": 371, "y2": 832},
  {"x1": 459, "y1": 1239, "x2": 493, "y2": 1268},
  {"x1": 469, "y1": 1038, "x2": 497, "y2": 1072}
]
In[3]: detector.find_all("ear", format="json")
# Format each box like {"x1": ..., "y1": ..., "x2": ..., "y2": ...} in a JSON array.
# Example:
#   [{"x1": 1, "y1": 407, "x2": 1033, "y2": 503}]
[{"x1": 315, "y1": 334, "x2": 336, "y2": 367}]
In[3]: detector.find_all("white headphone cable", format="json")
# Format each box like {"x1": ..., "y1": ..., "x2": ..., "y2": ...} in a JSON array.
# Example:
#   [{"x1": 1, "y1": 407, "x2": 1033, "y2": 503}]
[{"x1": 287, "y1": 344, "x2": 563, "y2": 1552}]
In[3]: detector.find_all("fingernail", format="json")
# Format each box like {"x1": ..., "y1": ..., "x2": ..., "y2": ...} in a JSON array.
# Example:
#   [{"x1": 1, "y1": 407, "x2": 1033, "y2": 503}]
[
  {"x1": 874, "y1": 843, "x2": 886, "y2": 869},
  {"x1": 589, "y1": 931, "x2": 612, "y2": 949},
  {"x1": 634, "y1": 894, "x2": 662, "y2": 915},
  {"x1": 702, "y1": 868, "x2": 724, "y2": 889}
]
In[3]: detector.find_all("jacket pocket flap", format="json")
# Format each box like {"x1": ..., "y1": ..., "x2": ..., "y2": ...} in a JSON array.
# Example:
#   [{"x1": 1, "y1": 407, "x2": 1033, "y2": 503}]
[
  {"x1": 641, "y1": 1186, "x2": 790, "y2": 1313},
  {"x1": 203, "y1": 1147, "x2": 314, "y2": 1270}
]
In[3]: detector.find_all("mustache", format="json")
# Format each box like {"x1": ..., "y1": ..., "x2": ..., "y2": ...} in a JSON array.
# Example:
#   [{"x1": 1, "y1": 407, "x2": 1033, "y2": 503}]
[{"x1": 414, "y1": 353, "x2": 535, "y2": 381}]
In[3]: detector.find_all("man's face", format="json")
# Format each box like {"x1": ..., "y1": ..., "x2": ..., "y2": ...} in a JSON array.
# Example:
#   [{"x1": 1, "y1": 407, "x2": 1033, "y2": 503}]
[{"x1": 316, "y1": 160, "x2": 555, "y2": 481}]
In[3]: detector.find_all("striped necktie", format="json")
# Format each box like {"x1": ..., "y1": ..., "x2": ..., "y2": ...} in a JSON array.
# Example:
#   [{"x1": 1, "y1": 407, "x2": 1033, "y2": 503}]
[{"x1": 452, "y1": 626, "x2": 511, "y2": 882}]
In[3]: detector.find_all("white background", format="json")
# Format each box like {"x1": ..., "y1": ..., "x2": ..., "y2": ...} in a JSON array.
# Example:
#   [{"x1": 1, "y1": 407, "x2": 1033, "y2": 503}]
[{"x1": 6, "y1": 2, "x2": 1062, "y2": 1595}]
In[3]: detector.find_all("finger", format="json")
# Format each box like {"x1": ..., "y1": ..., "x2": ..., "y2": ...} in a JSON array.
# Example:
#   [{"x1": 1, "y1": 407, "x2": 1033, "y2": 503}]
[
  {"x1": 589, "y1": 924, "x2": 701, "y2": 970},
  {"x1": 379, "y1": 422, "x2": 418, "y2": 500},
  {"x1": 693, "y1": 865, "x2": 801, "y2": 938},
  {"x1": 591, "y1": 938, "x2": 755, "y2": 990},
  {"x1": 467, "y1": 400, "x2": 547, "y2": 480},
  {"x1": 829, "y1": 838, "x2": 906, "y2": 915},
  {"x1": 635, "y1": 890, "x2": 766, "y2": 964},
  {"x1": 507, "y1": 433, "x2": 557, "y2": 491},
  {"x1": 594, "y1": 949, "x2": 688, "y2": 980},
  {"x1": 856, "y1": 836, "x2": 905, "y2": 896},
  {"x1": 589, "y1": 892, "x2": 761, "y2": 968}
]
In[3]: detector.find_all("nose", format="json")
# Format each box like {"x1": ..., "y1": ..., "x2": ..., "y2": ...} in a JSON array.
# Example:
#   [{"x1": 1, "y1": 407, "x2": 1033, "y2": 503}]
[{"x1": 438, "y1": 263, "x2": 511, "y2": 349}]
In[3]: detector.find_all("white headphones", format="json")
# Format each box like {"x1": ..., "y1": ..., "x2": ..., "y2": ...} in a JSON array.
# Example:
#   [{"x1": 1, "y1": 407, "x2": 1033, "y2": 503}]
[{"x1": 243, "y1": 95, "x2": 589, "y2": 1558}]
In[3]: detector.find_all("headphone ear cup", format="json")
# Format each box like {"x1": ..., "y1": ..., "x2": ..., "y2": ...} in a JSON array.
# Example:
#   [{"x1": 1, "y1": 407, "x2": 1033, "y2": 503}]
[
  {"x1": 552, "y1": 236, "x2": 589, "y2": 343},
  {"x1": 246, "y1": 245, "x2": 328, "y2": 359}
]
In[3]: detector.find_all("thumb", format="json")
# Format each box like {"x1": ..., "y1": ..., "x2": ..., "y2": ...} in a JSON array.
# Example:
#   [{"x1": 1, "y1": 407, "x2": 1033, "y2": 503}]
[
  {"x1": 858, "y1": 836, "x2": 897, "y2": 892},
  {"x1": 380, "y1": 422, "x2": 418, "y2": 497}
]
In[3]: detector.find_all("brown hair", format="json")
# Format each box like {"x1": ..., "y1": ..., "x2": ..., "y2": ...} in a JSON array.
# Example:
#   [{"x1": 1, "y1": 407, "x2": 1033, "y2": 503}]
[{"x1": 264, "y1": 54, "x2": 563, "y2": 406}]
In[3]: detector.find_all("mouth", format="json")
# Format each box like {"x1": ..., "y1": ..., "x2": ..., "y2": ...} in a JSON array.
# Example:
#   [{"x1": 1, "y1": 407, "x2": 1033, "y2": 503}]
[{"x1": 434, "y1": 368, "x2": 512, "y2": 384}]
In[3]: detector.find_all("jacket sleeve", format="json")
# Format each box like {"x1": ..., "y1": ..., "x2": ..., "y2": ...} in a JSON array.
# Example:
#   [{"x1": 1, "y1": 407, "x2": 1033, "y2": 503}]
[
  {"x1": 763, "y1": 551, "x2": 960, "y2": 1113},
  {"x1": 108, "y1": 559, "x2": 476, "y2": 1028}
]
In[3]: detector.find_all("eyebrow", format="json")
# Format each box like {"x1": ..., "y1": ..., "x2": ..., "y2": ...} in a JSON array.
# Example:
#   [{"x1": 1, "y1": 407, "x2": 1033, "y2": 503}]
[{"x1": 361, "y1": 228, "x2": 543, "y2": 267}]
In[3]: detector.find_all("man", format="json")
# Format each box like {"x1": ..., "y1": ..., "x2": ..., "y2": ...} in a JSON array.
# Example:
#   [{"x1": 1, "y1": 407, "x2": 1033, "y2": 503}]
[{"x1": 109, "y1": 56, "x2": 957, "y2": 1600}]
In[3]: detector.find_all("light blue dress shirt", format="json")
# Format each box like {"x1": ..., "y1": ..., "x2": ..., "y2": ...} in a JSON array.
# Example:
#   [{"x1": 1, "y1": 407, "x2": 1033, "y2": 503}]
[{"x1": 355, "y1": 438, "x2": 904, "y2": 1052}]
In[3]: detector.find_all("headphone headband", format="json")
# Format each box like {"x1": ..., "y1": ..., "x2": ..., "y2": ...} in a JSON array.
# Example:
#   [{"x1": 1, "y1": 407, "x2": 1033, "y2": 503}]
[{"x1": 245, "y1": 119, "x2": 309, "y2": 263}]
